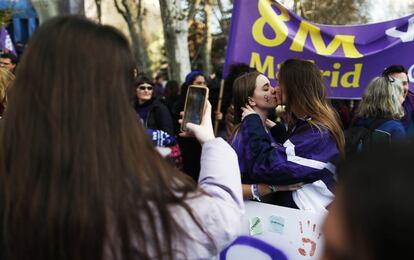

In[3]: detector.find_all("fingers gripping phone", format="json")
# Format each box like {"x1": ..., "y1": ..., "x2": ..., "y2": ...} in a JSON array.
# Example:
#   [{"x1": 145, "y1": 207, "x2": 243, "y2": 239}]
[{"x1": 181, "y1": 85, "x2": 209, "y2": 132}]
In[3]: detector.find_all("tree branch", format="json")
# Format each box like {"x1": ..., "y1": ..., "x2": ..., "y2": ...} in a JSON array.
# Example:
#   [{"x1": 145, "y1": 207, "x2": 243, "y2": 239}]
[
  {"x1": 187, "y1": 0, "x2": 201, "y2": 22},
  {"x1": 94, "y1": 0, "x2": 102, "y2": 23},
  {"x1": 121, "y1": 0, "x2": 132, "y2": 22},
  {"x1": 137, "y1": 0, "x2": 142, "y2": 18},
  {"x1": 216, "y1": 0, "x2": 225, "y2": 17},
  {"x1": 113, "y1": 0, "x2": 128, "y2": 21}
]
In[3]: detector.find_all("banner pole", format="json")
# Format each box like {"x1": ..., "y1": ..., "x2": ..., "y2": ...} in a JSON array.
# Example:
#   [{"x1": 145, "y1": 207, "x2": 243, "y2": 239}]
[{"x1": 214, "y1": 79, "x2": 225, "y2": 136}]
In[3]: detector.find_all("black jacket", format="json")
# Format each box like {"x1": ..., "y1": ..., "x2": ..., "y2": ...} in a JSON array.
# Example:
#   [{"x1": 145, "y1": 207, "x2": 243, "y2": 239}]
[{"x1": 135, "y1": 98, "x2": 174, "y2": 135}]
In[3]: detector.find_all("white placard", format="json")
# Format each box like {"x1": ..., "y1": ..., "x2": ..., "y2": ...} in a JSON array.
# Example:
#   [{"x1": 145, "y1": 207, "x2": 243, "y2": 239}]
[{"x1": 220, "y1": 201, "x2": 327, "y2": 260}]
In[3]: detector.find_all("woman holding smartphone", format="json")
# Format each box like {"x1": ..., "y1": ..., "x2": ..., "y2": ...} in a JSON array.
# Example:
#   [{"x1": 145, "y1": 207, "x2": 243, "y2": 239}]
[
  {"x1": 172, "y1": 71, "x2": 208, "y2": 181},
  {"x1": 0, "y1": 16, "x2": 244, "y2": 259},
  {"x1": 230, "y1": 59, "x2": 344, "y2": 212}
]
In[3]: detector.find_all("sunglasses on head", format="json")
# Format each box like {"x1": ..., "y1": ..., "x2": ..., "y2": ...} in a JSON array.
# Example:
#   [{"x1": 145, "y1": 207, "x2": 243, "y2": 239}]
[{"x1": 137, "y1": 84, "x2": 153, "y2": 91}]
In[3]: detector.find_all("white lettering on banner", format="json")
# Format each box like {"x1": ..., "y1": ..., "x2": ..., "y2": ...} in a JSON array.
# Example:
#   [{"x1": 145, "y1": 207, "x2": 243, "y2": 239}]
[
  {"x1": 219, "y1": 201, "x2": 326, "y2": 259},
  {"x1": 385, "y1": 16, "x2": 414, "y2": 42},
  {"x1": 408, "y1": 64, "x2": 414, "y2": 83}
]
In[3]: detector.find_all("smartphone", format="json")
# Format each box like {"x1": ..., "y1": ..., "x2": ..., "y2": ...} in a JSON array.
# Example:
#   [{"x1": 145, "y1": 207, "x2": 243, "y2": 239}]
[{"x1": 181, "y1": 85, "x2": 209, "y2": 132}]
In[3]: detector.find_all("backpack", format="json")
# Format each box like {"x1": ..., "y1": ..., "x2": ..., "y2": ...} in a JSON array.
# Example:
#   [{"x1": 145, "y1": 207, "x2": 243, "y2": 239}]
[{"x1": 345, "y1": 118, "x2": 389, "y2": 156}]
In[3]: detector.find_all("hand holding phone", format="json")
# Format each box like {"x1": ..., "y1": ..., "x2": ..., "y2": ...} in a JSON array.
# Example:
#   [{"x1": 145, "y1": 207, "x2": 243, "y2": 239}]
[
  {"x1": 179, "y1": 86, "x2": 215, "y2": 144},
  {"x1": 181, "y1": 85, "x2": 209, "y2": 132}
]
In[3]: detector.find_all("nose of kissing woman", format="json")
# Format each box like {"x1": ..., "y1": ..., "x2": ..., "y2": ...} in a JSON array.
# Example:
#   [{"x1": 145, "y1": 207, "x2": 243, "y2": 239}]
[{"x1": 272, "y1": 86, "x2": 282, "y2": 105}]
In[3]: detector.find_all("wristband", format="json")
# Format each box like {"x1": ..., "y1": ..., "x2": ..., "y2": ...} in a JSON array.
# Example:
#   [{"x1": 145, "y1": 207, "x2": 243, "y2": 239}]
[
  {"x1": 251, "y1": 184, "x2": 261, "y2": 201},
  {"x1": 269, "y1": 185, "x2": 277, "y2": 193}
]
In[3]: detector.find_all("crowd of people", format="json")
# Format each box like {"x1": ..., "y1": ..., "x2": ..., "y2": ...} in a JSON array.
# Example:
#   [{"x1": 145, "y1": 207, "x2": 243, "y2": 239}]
[{"x1": 0, "y1": 15, "x2": 413, "y2": 259}]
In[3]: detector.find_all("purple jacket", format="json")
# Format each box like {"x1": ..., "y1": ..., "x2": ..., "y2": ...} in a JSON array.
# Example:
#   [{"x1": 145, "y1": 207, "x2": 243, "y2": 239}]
[{"x1": 230, "y1": 114, "x2": 339, "y2": 212}]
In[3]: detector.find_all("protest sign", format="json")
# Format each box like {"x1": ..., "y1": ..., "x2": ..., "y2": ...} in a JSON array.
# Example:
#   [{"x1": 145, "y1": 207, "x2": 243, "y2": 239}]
[
  {"x1": 225, "y1": 0, "x2": 414, "y2": 98},
  {"x1": 220, "y1": 201, "x2": 326, "y2": 260}
]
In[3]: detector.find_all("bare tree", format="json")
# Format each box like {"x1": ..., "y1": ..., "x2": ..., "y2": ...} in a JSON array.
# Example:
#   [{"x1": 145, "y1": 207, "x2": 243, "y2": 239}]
[
  {"x1": 299, "y1": 0, "x2": 368, "y2": 25},
  {"x1": 188, "y1": 0, "x2": 201, "y2": 24},
  {"x1": 31, "y1": 0, "x2": 84, "y2": 23},
  {"x1": 52, "y1": 0, "x2": 84, "y2": 15},
  {"x1": 202, "y1": 0, "x2": 213, "y2": 74},
  {"x1": 159, "y1": 0, "x2": 191, "y2": 83},
  {"x1": 215, "y1": 0, "x2": 230, "y2": 35},
  {"x1": 58, "y1": 0, "x2": 71, "y2": 14},
  {"x1": 113, "y1": 0, "x2": 151, "y2": 74},
  {"x1": 187, "y1": 0, "x2": 219, "y2": 74},
  {"x1": 94, "y1": 0, "x2": 102, "y2": 23}
]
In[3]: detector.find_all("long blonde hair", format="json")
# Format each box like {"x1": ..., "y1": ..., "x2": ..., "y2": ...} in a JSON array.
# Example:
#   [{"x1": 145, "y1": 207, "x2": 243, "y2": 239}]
[
  {"x1": 357, "y1": 76, "x2": 405, "y2": 119},
  {"x1": 278, "y1": 59, "x2": 345, "y2": 157},
  {"x1": 0, "y1": 68, "x2": 15, "y2": 114}
]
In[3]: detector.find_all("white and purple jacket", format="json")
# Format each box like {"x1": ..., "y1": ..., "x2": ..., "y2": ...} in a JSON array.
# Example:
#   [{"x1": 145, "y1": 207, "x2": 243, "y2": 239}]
[{"x1": 231, "y1": 114, "x2": 339, "y2": 212}]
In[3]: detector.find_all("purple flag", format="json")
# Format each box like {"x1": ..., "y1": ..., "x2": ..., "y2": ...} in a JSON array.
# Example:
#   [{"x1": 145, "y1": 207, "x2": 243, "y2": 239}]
[
  {"x1": 224, "y1": 0, "x2": 414, "y2": 99},
  {"x1": 0, "y1": 26, "x2": 16, "y2": 56}
]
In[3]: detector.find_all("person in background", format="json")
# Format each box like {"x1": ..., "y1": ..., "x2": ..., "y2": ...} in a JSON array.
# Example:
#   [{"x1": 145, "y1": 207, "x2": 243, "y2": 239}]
[
  {"x1": 135, "y1": 78, "x2": 182, "y2": 170},
  {"x1": 153, "y1": 73, "x2": 167, "y2": 98},
  {"x1": 382, "y1": 65, "x2": 414, "y2": 136},
  {"x1": 0, "y1": 68, "x2": 14, "y2": 116},
  {"x1": 232, "y1": 59, "x2": 344, "y2": 212},
  {"x1": 353, "y1": 76, "x2": 406, "y2": 141},
  {"x1": 14, "y1": 42, "x2": 26, "y2": 58},
  {"x1": 163, "y1": 80, "x2": 180, "y2": 113},
  {"x1": 0, "y1": 16, "x2": 244, "y2": 260},
  {"x1": 322, "y1": 142, "x2": 414, "y2": 260},
  {"x1": 331, "y1": 100, "x2": 352, "y2": 129},
  {"x1": 0, "y1": 52, "x2": 17, "y2": 74},
  {"x1": 134, "y1": 75, "x2": 174, "y2": 135},
  {"x1": 206, "y1": 69, "x2": 224, "y2": 131}
]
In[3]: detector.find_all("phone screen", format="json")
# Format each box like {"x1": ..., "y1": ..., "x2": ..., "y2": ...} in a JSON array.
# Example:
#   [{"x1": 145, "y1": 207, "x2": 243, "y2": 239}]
[{"x1": 181, "y1": 85, "x2": 208, "y2": 132}]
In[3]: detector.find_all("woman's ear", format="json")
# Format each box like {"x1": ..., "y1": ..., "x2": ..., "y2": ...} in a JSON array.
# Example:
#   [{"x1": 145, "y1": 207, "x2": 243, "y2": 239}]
[{"x1": 248, "y1": 97, "x2": 256, "y2": 106}]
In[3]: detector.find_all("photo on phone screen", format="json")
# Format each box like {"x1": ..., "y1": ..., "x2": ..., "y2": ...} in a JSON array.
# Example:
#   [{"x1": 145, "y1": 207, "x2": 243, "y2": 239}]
[{"x1": 181, "y1": 85, "x2": 209, "y2": 132}]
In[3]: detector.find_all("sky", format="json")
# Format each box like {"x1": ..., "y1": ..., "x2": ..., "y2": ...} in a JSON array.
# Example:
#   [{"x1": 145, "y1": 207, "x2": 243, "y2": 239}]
[
  {"x1": 368, "y1": 0, "x2": 414, "y2": 23},
  {"x1": 279, "y1": 0, "x2": 414, "y2": 24}
]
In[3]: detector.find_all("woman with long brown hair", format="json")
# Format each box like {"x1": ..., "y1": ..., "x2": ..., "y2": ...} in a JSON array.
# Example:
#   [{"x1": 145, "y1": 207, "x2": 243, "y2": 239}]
[
  {"x1": 229, "y1": 71, "x2": 304, "y2": 202},
  {"x1": 0, "y1": 16, "x2": 243, "y2": 260},
  {"x1": 231, "y1": 59, "x2": 344, "y2": 212}
]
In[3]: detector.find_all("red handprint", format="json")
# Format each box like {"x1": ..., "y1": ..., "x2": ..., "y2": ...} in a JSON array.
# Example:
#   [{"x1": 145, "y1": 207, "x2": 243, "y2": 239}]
[{"x1": 297, "y1": 220, "x2": 321, "y2": 257}]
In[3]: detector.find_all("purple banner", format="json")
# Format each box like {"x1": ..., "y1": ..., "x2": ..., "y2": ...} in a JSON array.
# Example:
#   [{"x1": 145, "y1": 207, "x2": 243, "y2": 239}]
[
  {"x1": 0, "y1": 26, "x2": 16, "y2": 55},
  {"x1": 224, "y1": 0, "x2": 414, "y2": 99}
]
